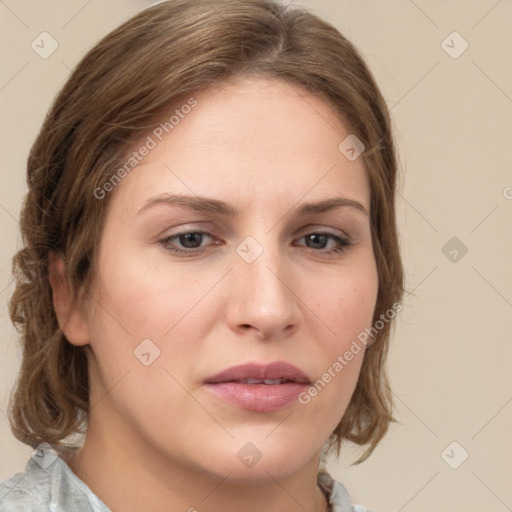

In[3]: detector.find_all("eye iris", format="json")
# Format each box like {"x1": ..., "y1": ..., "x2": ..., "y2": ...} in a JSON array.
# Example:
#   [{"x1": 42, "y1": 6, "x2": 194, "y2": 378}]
[
  {"x1": 179, "y1": 233, "x2": 203, "y2": 248},
  {"x1": 307, "y1": 234, "x2": 328, "y2": 249}
]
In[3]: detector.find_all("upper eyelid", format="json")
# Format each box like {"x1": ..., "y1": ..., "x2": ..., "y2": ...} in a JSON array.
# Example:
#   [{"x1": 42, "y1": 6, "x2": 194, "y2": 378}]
[
  {"x1": 164, "y1": 221, "x2": 352, "y2": 236},
  {"x1": 165, "y1": 227, "x2": 350, "y2": 238}
]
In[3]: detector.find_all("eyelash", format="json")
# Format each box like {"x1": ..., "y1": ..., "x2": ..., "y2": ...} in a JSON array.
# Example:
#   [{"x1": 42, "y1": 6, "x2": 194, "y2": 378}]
[{"x1": 159, "y1": 230, "x2": 353, "y2": 257}]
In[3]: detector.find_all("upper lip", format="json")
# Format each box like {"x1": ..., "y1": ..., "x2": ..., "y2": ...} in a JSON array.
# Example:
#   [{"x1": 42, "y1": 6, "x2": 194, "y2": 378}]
[{"x1": 204, "y1": 361, "x2": 311, "y2": 384}]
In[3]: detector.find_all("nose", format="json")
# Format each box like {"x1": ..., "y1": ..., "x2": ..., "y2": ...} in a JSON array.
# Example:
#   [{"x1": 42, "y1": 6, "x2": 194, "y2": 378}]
[{"x1": 225, "y1": 241, "x2": 303, "y2": 341}]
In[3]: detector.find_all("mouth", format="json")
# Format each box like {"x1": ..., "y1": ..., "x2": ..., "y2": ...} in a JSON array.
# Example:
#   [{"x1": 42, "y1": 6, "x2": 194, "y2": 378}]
[
  {"x1": 203, "y1": 361, "x2": 312, "y2": 412},
  {"x1": 203, "y1": 361, "x2": 311, "y2": 384},
  {"x1": 229, "y1": 378, "x2": 302, "y2": 385}
]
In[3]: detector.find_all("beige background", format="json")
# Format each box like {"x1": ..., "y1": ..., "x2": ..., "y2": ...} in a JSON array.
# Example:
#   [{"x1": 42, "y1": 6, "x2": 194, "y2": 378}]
[{"x1": 1, "y1": 1, "x2": 511, "y2": 511}]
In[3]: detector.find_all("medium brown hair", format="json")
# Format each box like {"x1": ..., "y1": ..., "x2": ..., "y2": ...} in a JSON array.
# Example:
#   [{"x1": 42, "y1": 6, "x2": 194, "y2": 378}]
[{"x1": 8, "y1": 0, "x2": 404, "y2": 464}]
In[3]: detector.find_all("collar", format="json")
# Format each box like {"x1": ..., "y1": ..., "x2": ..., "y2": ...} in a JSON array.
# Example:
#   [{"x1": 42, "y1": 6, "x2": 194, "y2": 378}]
[{"x1": 317, "y1": 470, "x2": 355, "y2": 512}]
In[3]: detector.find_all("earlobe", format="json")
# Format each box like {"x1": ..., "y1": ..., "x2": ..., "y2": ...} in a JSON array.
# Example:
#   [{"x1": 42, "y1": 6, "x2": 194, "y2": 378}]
[{"x1": 48, "y1": 250, "x2": 91, "y2": 347}]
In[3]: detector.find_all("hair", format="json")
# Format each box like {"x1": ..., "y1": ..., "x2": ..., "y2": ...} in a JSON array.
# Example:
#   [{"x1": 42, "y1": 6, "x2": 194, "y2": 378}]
[{"x1": 8, "y1": 0, "x2": 404, "y2": 465}]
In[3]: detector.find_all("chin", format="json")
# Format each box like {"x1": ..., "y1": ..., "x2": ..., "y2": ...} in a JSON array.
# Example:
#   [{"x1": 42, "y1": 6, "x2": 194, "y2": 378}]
[{"x1": 191, "y1": 434, "x2": 321, "y2": 484}]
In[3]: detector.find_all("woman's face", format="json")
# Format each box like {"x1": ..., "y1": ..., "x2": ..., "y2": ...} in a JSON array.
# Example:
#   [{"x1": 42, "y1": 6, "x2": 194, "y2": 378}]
[{"x1": 75, "y1": 77, "x2": 378, "y2": 481}]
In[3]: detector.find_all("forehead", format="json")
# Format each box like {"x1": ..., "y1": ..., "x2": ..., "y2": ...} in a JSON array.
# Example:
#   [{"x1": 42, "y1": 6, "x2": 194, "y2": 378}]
[{"x1": 108, "y1": 76, "x2": 370, "y2": 215}]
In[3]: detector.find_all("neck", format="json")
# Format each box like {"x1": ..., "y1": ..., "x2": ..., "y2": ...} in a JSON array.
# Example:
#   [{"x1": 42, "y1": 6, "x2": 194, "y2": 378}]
[{"x1": 65, "y1": 412, "x2": 329, "y2": 512}]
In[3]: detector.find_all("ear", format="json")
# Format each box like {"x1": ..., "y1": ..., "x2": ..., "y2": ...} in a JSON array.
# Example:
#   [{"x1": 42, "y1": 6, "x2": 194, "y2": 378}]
[{"x1": 48, "y1": 250, "x2": 91, "y2": 346}]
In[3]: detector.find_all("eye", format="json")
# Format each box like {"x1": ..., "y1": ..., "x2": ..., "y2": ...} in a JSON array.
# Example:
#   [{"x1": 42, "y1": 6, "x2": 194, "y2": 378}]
[
  {"x1": 159, "y1": 231, "x2": 216, "y2": 255},
  {"x1": 295, "y1": 232, "x2": 352, "y2": 256},
  {"x1": 158, "y1": 230, "x2": 353, "y2": 257}
]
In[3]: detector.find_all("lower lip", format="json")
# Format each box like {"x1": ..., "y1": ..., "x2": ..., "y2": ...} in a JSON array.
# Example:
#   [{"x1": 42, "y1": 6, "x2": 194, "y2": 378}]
[{"x1": 204, "y1": 382, "x2": 309, "y2": 412}]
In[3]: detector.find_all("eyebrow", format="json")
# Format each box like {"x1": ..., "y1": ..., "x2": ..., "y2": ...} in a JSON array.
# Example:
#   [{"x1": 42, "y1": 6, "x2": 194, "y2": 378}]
[{"x1": 137, "y1": 193, "x2": 369, "y2": 218}]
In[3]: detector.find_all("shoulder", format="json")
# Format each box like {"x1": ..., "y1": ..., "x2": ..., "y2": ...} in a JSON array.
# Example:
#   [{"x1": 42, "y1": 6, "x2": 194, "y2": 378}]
[
  {"x1": 0, "y1": 444, "x2": 110, "y2": 512},
  {"x1": 318, "y1": 470, "x2": 376, "y2": 512},
  {"x1": 352, "y1": 506, "x2": 375, "y2": 512},
  {"x1": 0, "y1": 458, "x2": 51, "y2": 512}
]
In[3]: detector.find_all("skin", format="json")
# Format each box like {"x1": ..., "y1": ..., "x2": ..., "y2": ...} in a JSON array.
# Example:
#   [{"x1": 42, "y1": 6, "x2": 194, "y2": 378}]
[{"x1": 49, "y1": 76, "x2": 378, "y2": 512}]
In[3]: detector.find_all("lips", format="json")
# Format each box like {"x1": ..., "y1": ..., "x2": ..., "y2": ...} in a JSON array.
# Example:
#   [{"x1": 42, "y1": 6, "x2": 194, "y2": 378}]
[
  {"x1": 203, "y1": 361, "x2": 311, "y2": 385},
  {"x1": 203, "y1": 361, "x2": 311, "y2": 412}
]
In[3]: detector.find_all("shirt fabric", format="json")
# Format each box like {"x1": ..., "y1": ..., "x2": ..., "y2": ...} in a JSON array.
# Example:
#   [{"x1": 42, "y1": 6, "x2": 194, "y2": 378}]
[{"x1": 0, "y1": 445, "x2": 373, "y2": 512}]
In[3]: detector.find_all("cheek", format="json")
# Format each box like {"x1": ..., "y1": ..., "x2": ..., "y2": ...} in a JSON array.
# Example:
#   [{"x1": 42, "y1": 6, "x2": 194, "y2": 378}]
[
  {"x1": 90, "y1": 246, "x2": 184, "y2": 335},
  {"x1": 310, "y1": 261, "x2": 379, "y2": 346},
  {"x1": 299, "y1": 259, "x2": 378, "y2": 408},
  {"x1": 87, "y1": 247, "x2": 217, "y2": 381},
  {"x1": 85, "y1": 253, "x2": 204, "y2": 425}
]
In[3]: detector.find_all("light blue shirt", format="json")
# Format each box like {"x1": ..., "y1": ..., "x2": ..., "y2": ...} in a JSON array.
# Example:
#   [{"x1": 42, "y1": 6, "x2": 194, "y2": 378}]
[{"x1": 0, "y1": 445, "x2": 373, "y2": 512}]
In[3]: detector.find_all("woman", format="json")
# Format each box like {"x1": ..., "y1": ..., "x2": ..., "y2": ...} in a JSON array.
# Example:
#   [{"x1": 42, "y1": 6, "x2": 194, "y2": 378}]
[{"x1": 0, "y1": 0, "x2": 404, "y2": 511}]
